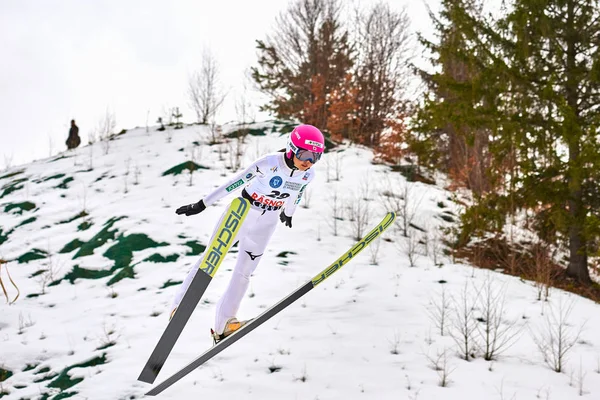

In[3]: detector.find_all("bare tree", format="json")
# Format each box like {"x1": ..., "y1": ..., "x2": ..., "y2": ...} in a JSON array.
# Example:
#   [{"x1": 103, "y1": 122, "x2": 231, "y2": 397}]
[
  {"x1": 328, "y1": 186, "x2": 343, "y2": 236},
  {"x1": 324, "y1": 150, "x2": 343, "y2": 183},
  {"x1": 427, "y1": 285, "x2": 450, "y2": 336},
  {"x1": 188, "y1": 49, "x2": 226, "y2": 124},
  {"x1": 577, "y1": 356, "x2": 587, "y2": 396},
  {"x1": 531, "y1": 298, "x2": 584, "y2": 373},
  {"x1": 425, "y1": 348, "x2": 455, "y2": 387},
  {"x1": 87, "y1": 144, "x2": 94, "y2": 170},
  {"x1": 133, "y1": 163, "x2": 141, "y2": 186},
  {"x1": 333, "y1": 151, "x2": 343, "y2": 181},
  {"x1": 97, "y1": 108, "x2": 116, "y2": 155},
  {"x1": 88, "y1": 127, "x2": 97, "y2": 145},
  {"x1": 186, "y1": 144, "x2": 200, "y2": 187},
  {"x1": 2, "y1": 154, "x2": 13, "y2": 171},
  {"x1": 380, "y1": 174, "x2": 419, "y2": 237},
  {"x1": 352, "y1": 2, "x2": 412, "y2": 146},
  {"x1": 359, "y1": 172, "x2": 373, "y2": 201},
  {"x1": 429, "y1": 226, "x2": 446, "y2": 266},
  {"x1": 47, "y1": 133, "x2": 54, "y2": 158},
  {"x1": 235, "y1": 74, "x2": 256, "y2": 125},
  {"x1": 78, "y1": 182, "x2": 88, "y2": 213},
  {"x1": 37, "y1": 247, "x2": 61, "y2": 296},
  {"x1": 347, "y1": 191, "x2": 370, "y2": 241},
  {"x1": 475, "y1": 276, "x2": 523, "y2": 361},
  {"x1": 209, "y1": 122, "x2": 223, "y2": 146},
  {"x1": 533, "y1": 241, "x2": 558, "y2": 302},
  {"x1": 400, "y1": 232, "x2": 420, "y2": 268},
  {"x1": 369, "y1": 236, "x2": 381, "y2": 265},
  {"x1": 251, "y1": 0, "x2": 353, "y2": 129},
  {"x1": 450, "y1": 281, "x2": 480, "y2": 361},
  {"x1": 226, "y1": 135, "x2": 245, "y2": 171}
]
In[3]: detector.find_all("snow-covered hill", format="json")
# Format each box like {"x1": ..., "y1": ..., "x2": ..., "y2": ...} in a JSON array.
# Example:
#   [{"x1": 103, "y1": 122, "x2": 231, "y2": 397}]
[{"x1": 1, "y1": 122, "x2": 599, "y2": 400}]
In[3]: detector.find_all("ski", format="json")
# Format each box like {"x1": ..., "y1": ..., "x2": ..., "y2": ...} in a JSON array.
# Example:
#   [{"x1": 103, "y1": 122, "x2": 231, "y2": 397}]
[
  {"x1": 137, "y1": 197, "x2": 250, "y2": 384},
  {"x1": 145, "y1": 211, "x2": 396, "y2": 396}
]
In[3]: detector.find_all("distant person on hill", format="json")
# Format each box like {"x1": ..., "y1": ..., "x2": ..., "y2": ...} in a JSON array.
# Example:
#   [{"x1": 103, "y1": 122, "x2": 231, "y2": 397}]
[
  {"x1": 66, "y1": 119, "x2": 81, "y2": 150},
  {"x1": 171, "y1": 124, "x2": 325, "y2": 343}
]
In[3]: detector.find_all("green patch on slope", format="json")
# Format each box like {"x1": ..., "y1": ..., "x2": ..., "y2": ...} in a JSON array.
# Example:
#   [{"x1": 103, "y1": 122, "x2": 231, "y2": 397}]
[
  {"x1": 52, "y1": 391, "x2": 79, "y2": 399},
  {"x1": 0, "y1": 228, "x2": 11, "y2": 245},
  {"x1": 30, "y1": 269, "x2": 46, "y2": 278},
  {"x1": 58, "y1": 210, "x2": 89, "y2": 225},
  {"x1": 55, "y1": 177, "x2": 74, "y2": 189},
  {"x1": 59, "y1": 239, "x2": 85, "y2": 254},
  {"x1": 184, "y1": 240, "x2": 206, "y2": 255},
  {"x1": 43, "y1": 173, "x2": 66, "y2": 182},
  {"x1": 72, "y1": 217, "x2": 125, "y2": 258},
  {"x1": 0, "y1": 367, "x2": 12, "y2": 382},
  {"x1": 78, "y1": 220, "x2": 93, "y2": 231},
  {"x1": 276, "y1": 251, "x2": 297, "y2": 266},
  {"x1": 47, "y1": 353, "x2": 107, "y2": 392},
  {"x1": 32, "y1": 366, "x2": 56, "y2": 383},
  {"x1": 162, "y1": 161, "x2": 209, "y2": 176},
  {"x1": 0, "y1": 169, "x2": 25, "y2": 181},
  {"x1": 276, "y1": 251, "x2": 297, "y2": 258},
  {"x1": 23, "y1": 363, "x2": 39, "y2": 372},
  {"x1": 94, "y1": 172, "x2": 109, "y2": 183},
  {"x1": 4, "y1": 201, "x2": 36, "y2": 214},
  {"x1": 226, "y1": 127, "x2": 268, "y2": 138},
  {"x1": 17, "y1": 248, "x2": 48, "y2": 263},
  {"x1": 16, "y1": 216, "x2": 37, "y2": 228},
  {"x1": 61, "y1": 220, "x2": 168, "y2": 285},
  {"x1": 160, "y1": 279, "x2": 182, "y2": 289},
  {"x1": 272, "y1": 120, "x2": 296, "y2": 134},
  {"x1": 0, "y1": 177, "x2": 28, "y2": 199},
  {"x1": 144, "y1": 253, "x2": 180, "y2": 263},
  {"x1": 48, "y1": 154, "x2": 71, "y2": 163},
  {"x1": 33, "y1": 173, "x2": 66, "y2": 184},
  {"x1": 63, "y1": 265, "x2": 113, "y2": 282},
  {"x1": 104, "y1": 233, "x2": 168, "y2": 285}
]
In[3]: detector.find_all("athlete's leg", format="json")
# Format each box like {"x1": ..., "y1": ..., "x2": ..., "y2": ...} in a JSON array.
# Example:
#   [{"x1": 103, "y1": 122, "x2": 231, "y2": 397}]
[
  {"x1": 214, "y1": 210, "x2": 279, "y2": 333},
  {"x1": 170, "y1": 203, "x2": 251, "y2": 314}
]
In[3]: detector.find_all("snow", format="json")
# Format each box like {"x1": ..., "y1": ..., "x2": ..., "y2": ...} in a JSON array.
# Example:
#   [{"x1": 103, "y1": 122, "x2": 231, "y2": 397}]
[{"x1": 1, "y1": 122, "x2": 599, "y2": 400}]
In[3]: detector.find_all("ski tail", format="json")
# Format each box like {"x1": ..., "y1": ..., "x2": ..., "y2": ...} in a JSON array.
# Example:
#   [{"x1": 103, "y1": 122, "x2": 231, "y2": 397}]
[
  {"x1": 137, "y1": 197, "x2": 249, "y2": 384},
  {"x1": 145, "y1": 211, "x2": 396, "y2": 395}
]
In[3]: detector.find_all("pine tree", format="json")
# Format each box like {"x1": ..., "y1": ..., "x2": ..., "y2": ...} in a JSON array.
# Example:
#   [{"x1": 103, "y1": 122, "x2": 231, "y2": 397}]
[
  {"x1": 495, "y1": 0, "x2": 600, "y2": 283},
  {"x1": 412, "y1": 0, "x2": 497, "y2": 196},
  {"x1": 415, "y1": 0, "x2": 600, "y2": 283}
]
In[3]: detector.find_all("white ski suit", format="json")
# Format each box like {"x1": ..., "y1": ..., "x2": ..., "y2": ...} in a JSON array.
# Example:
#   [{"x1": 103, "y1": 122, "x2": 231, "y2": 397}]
[{"x1": 172, "y1": 151, "x2": 315, "y2": 334}]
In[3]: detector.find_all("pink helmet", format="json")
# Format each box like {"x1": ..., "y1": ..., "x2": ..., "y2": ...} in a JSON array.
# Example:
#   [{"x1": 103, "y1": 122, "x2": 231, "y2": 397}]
[{"x1": 286, "y1": 124, "x2": 325, "y2": 163}]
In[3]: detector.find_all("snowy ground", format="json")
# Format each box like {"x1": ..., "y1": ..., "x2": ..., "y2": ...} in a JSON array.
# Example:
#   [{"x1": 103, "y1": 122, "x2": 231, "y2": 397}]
[{"x1": 1, "y1": 122, "x2": 599, "y2": 400}]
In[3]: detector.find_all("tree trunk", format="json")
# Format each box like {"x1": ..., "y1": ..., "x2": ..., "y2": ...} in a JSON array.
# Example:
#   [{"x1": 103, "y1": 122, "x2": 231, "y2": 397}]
[{"x1": 565, "y1": 0, "x2": 590, "y2": 283}]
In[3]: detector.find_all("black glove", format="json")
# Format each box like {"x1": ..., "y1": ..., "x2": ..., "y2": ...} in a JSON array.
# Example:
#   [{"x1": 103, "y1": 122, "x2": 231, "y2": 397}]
[
  {"x1": 279, "y1": 211, "x2": 292, "y2": 228},
  {"x1": 176, "y1": 200, "x2": 206, "y2": 216}
]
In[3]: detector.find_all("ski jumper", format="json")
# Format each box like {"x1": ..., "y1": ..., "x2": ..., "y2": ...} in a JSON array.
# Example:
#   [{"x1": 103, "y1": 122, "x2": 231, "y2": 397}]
[{"x1": 172, "y1": 152, "x2": 315, "y2": 334}]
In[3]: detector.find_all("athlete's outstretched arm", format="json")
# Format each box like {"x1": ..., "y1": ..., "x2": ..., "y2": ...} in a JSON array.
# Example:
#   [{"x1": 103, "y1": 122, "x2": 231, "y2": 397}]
[{"x1": 175, "y1": 156, "x2": 268, "y2": 216}]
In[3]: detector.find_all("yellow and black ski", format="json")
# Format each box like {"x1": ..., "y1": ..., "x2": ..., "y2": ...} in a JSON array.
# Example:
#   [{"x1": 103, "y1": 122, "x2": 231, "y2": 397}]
[
  {"x1": 145, "y1": 211, "x2": 396, "y2": 396},
  {"x1": 138, "y1": 197, "x2": 249, "y2": 384}
]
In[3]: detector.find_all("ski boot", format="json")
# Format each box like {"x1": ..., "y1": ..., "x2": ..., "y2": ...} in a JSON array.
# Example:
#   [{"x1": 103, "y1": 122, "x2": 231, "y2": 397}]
[{"x1": 210, "y1": 317, "x2": 250, "y2": 344}]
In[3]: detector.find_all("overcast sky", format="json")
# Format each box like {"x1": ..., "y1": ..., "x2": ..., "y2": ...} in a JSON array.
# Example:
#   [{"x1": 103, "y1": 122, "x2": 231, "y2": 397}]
[{"x1": 0, "y1": 0, "x2": 435, "y2": 167}]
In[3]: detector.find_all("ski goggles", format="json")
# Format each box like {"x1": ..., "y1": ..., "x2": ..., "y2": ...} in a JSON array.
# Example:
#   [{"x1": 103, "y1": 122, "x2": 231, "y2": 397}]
[{"x1": 295, "y1": 148, "x2": 322, "y2": 164}]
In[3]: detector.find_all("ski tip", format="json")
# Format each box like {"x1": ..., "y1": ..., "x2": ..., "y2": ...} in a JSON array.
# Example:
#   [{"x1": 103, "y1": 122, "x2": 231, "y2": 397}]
[{"x1": 137, "y1": 369, "x2": 157, "y2": 384}]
